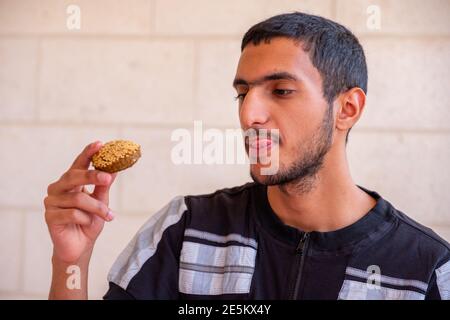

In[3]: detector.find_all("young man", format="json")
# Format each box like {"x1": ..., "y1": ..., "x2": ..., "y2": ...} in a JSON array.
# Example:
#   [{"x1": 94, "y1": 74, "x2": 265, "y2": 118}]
[{"x1": 45, "y1": 12, "x2": 450, "y2": 300}]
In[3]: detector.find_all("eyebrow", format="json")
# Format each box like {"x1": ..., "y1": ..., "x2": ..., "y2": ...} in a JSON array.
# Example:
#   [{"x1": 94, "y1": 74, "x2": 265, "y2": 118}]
[{"x1": 232, "y1": 71, "x2": 298, "y2": 88}]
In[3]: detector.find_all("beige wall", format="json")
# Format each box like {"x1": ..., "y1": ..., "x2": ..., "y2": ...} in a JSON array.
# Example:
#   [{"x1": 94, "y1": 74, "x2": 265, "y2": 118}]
[{"x1": 0, "y1": 0, "x2": 449, "y2": 299}]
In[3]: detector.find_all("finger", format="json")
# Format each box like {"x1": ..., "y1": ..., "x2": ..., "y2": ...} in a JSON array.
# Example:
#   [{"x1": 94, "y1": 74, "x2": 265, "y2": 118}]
[
  {"x1": 70, "y1": 141, "x2": 103, "y2": 170},
  {"x1": 48, "y1": 169, "x2": 112, "y2": 195},
  {"x1": 45, "y1": 192, "x2": 114, "y2": 222},
  {"x1": 92, "y1": 172, "x2": 117, "y2": 204},
  {"x1": 45, "y1": 208, "x2": 93, "y2": 226}
]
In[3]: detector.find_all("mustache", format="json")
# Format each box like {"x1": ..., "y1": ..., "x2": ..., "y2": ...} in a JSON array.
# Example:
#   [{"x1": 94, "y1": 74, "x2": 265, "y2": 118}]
[{"x1": 243, "y1": 128, "x2": 281, "y2": 146}]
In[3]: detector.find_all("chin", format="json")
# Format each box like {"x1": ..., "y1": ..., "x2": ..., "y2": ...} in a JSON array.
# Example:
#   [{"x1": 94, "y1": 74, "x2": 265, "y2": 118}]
[{"x1": 250, "y1": 165, "x2": 278, "y2": 185}]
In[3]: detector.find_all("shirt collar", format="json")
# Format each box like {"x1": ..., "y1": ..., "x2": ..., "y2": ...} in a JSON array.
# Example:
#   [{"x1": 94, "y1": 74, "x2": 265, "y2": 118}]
[{"x1": 253, "y1": 183, "x2": 397, "y2": 253}]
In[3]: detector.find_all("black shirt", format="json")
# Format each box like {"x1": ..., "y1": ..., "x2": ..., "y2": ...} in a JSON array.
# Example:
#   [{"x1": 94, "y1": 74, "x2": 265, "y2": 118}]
[{"x1": 104, "y1": 183, "x2": 450, "y2": 300}]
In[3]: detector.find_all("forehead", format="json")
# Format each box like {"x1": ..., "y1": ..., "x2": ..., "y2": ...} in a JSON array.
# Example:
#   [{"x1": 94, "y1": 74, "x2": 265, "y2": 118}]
[{"x1": 235, "y1": 37, "x2": 321, "y2": 85}]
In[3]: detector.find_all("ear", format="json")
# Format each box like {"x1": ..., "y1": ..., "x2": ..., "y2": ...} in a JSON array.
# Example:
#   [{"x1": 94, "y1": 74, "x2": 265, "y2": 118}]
[{"x1": 335, "y1": 87, "x2": 366, "y2": 133}]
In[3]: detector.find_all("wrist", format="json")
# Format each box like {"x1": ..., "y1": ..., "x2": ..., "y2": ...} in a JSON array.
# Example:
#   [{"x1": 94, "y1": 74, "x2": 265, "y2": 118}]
[
  {"x1": 50, "y1": 248, "x2": 93, "y2": 300},
  {"x1": 51, "y1": 246, "x2": 94, "y2": 267}
]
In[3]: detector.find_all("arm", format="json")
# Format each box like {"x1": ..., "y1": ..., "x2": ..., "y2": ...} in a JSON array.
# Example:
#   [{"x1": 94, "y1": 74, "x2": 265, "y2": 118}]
[{"x1": 49, "y1": 248, "x2": 92, "y2": 300}]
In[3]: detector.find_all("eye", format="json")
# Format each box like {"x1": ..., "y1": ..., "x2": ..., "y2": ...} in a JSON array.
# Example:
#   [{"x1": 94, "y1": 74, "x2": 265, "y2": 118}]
[
  {"x1": 273, "y1": 89, "x2": 294, "y2": 96},
  {"x1": 234, "y1": 93, "x2": 247, "y2": 101}
]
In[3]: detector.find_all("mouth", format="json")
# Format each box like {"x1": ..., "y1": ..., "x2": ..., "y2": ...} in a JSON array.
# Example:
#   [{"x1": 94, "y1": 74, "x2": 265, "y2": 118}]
[
  {"x1": 248, "y1": 138, "x2": 273, "y2": 151},
  {"x1": 245, "y1": 131, "x2": 279, "y2": 151},
  {"x1": 244, "y1": 128, "x2": 280, "y2": 157}
]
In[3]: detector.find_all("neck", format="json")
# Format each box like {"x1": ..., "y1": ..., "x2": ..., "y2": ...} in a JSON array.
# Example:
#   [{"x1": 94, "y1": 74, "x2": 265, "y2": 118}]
[{"x1": 267, "y1": 143, "x2": 377, "y2": 233}]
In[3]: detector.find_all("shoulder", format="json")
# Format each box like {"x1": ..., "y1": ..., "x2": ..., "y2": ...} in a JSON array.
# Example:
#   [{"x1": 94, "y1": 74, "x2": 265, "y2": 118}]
[
  {"x1": 185, "y1": 182, "x2": 257, "y2": 212},
  {"x1": 391, "y1": 206, "x2": 450, "y2": 256},
  {"x1": 183, "y1": 182, "x2": 259, "y2": 235},
  {"x1": 383, "y1": 202, "x2": 450, "y2": 281}
]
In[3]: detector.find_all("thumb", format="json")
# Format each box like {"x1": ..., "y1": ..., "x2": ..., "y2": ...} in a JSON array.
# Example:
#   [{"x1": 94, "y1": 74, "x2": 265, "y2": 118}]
[{"x1": 92, "y1": 172, "x2": 117, "y2": 205}]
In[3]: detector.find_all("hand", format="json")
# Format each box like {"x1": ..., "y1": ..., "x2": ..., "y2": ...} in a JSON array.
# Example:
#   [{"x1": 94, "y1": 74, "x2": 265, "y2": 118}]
[{"x1": 44, "y1": 141, "x2": 117, "y2": 264}]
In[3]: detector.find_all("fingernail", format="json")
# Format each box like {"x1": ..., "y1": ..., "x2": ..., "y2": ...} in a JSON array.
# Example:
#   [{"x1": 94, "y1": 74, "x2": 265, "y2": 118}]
[
  {"x1": 105, "y1": 210, "x2": 114, "y2": 222},
  {"x1": 92, "y1": 141, "x2": 102, "y2": 149}
]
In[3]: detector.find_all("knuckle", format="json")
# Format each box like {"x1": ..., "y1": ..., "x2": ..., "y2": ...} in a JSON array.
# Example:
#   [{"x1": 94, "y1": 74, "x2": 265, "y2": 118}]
[
  {"x1": 43, "y1": 196, "x2": 50, "y2": 208},
  {"x1": 86, "y1": 170, "x2": 94, "y2": 183},
  {"x1": 71, "y1": 192, "x2": 84, "y2": 207},
  {"x1": 64, "y1": 169, "x2": 75, "y2": 182},
  {"x1": 47, "y1": 182, "x2": 56, "y2": 195},
  {"x1": 90, "y1": 170, "x2": 100, "y2": 183},
  {"x1": 68, "y1": 209, "x2": 79, "y2": 220}
]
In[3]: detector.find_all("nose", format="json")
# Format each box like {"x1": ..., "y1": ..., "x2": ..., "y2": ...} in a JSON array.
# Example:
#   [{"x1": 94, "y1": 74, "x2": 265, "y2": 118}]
[{"x1": 239, "y1": 89, "x2": 271, "y2": 130}]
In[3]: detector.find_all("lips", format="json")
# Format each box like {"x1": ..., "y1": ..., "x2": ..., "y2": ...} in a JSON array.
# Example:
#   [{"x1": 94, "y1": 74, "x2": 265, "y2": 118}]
[
  {"x1": 244, "y1": 129, "x2": 280, "y2": 153},
  {"x1": 249, "y1": 138, "x2": 272, "y2": 150}
]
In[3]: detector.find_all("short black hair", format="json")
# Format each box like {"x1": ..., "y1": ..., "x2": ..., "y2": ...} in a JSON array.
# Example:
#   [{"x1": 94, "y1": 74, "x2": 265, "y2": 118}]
[{"x1": 241, "y1": 12, "x2": 368, "y2": 144}]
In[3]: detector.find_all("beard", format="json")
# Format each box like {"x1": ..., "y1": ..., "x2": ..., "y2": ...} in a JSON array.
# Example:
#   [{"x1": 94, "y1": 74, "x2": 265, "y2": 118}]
[{"x1": 250, "y1": 105, "x2": 334, "y2": 194}]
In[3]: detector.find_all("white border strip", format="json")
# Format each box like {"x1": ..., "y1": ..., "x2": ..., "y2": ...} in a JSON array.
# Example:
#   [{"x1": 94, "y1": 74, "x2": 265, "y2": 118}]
[
  {"x1": 346, "y1": 266, "x2": 428, "y2": 292},
  {"x1": 184, "y1": 228, "x2": 258, "y2": 249}
]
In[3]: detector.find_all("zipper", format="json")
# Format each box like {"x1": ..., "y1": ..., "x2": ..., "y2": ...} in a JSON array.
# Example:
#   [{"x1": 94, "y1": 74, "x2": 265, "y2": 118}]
[{"x1": 290, "y1": 232, "x2": 310, "y2": 300}]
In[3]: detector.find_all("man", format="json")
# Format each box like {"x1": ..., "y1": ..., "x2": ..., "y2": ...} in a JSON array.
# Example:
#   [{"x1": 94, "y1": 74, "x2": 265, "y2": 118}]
[{"x1": 44, "y1": 12, "x2": 450, "y2": 300}]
